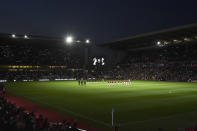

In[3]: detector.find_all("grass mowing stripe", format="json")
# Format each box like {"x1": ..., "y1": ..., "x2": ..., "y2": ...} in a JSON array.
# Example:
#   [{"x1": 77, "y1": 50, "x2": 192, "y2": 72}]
[
  {"x1": 20, "y1": 95, "x2": 111, "y2": 127},
  {"x1": 120, "y1": 109, "x2": 197, "y2": 126}
]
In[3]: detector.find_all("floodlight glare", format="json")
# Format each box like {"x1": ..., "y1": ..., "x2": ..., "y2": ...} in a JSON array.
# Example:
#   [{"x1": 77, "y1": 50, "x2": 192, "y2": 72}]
[
  {"x1": 12, "y1": 34, "x2": 16, "y2": 38},
  {"x1": 24, "y1": 35, "x2": 28, "y2": 39},
  {"x1": 66, "y1": 36, "x2": 73, "y2": 44},
  {"x1": 85, "y1": 39, "x2": 90, "y2": 44},
  {"x1": 157, "y1": 41, "x2": 161, "y2": 45}
]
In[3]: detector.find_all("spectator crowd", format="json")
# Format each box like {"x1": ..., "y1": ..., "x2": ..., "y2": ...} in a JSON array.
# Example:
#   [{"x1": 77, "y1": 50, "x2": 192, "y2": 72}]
[
  {"x1": 92, "y1": 43, "x2": 197, "y2": 82},
  {"x1": 0, "y1": 41, "x2": 197, "y2": 82},
  {"x1": 0, "y1": 96, "x2": 80, "y2": 131}
]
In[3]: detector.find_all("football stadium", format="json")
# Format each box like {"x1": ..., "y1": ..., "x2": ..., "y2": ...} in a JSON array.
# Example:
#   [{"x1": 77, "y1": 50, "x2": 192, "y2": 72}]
[{"x1": 0, "y1": 23, "x2": 197, "y2": 131}]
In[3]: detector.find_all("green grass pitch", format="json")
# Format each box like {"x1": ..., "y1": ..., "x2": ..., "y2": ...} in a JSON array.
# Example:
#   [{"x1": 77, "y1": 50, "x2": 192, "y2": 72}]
[{"x1": 5, "y1": 80, "x2": 197, "y2": 131}]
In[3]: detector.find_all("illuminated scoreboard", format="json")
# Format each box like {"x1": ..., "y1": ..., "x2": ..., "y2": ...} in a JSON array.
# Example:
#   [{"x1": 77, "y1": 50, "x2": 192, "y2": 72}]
[{"x1": 92, "y1": 57, "x2": 105, "y2": 66}]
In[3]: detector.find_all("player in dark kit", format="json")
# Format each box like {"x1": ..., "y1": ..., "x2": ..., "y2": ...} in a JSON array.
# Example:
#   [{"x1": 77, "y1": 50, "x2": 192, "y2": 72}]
[
  {"x1": 81, "y1": 79, "x2": 83, "y2": 86},
  {"x1": 78, "y1": 79, "x2": 80, "y2": 85}
]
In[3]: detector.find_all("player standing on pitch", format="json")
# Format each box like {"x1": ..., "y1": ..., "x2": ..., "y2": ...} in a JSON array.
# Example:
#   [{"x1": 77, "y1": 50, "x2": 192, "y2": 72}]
[
  {"x1": 129, "y1": 79, "x2": 132, "y2": 85},
  {"x1": 84, "y1": 80, "x2": 86, "y2": 86},
  {"x1": 81, "y1": 78, "x2": 83, "y2": 86}
]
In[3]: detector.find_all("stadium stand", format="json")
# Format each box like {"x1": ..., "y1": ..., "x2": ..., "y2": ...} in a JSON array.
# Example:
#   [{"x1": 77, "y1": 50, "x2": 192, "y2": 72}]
[
  {"x1": 98, "y1": 23, "x2": 197, "y2": 82},
  {"x1": 0, "y1": 96, "x2": 81, "y2": 131},
  {"x1": 0, "y1": 34, "x2": 84, "y2": 81},
  {"x1": 108, "y1": 43, "x2": 197, "y2": 81},
  {"x1": 1, "y1": 24, "x2": 197, "y2": 82}
]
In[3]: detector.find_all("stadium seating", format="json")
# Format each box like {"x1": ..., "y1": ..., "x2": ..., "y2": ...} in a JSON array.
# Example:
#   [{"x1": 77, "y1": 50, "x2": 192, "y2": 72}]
[
  {"x1": 0, "y1": 42, "x2": 83, "y2": 81},
  {"x1": 94, "y1": 43, "x2": 197, "y2": 82},
  {"x1": 0, "y1": 44, "x2": 81, "y2": 66},
  {"x1": 1, "y1": 42, "x2": 197, "y2": 82},
  {"x1": 0, "y1": 96, "x2": 80, "y2": 131}
]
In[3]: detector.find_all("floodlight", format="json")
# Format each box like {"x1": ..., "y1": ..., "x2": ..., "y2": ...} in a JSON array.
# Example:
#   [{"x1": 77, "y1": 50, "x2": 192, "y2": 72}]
[
  {"x1": 12, "y1": 34, "x2": 16, "y2": 38},
  {"x1": 85, "y1": 39, "x2": 90, "y2": 44},
  {"x1": 24, "y1": 35, "x2": 28, "y2": 39},
  {"x1": 157, "y1": 41, "x2": 161, "y2": 45},
  {"x1": 66, "y1": 36, "x2": 73, "y2": 44}
]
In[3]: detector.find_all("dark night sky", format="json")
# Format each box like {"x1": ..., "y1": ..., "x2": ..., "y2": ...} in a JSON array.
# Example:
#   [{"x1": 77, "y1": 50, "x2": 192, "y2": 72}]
[{"x1": 0, "y1": 0, "x2": 197, "y2": 43}]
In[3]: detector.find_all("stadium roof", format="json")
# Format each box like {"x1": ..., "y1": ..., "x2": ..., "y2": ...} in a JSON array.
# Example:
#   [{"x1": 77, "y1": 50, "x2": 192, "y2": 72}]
[
  {"x1": 0, "y1": 33, "x2": 63, "y2": 47},
  {"x1": 0, "y1": 33, "x2": 61, "y2": 41},
  {"x1": 99, "y1": 23, "x2": 197, "y2": 50},
  {"x1": 0, "y1": 33, "x2": 90, "y2": 49}
]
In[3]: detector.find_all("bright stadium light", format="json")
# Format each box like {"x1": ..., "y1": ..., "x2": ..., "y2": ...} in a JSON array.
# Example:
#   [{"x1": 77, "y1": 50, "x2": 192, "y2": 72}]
[
  {"x1": 12, "y1": 34, "x2": 16, "y2": 38},
  {"x1": 85, "y1": 39, "x2": 90, "y2": 44},
  {"x1": 65, "y1": 36, "x2": 74, "y2": 44},
  {"x1": 157, "y1": 41, "x2": 161, "y2": 45},
  {"x1": 24, "y1": 35, "x2": 28, "y2": 39}
]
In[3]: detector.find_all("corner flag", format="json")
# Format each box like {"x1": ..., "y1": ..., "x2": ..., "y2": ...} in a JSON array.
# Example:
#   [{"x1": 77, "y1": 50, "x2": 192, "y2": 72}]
[{"x1": 112, "y1": 108, "x2": 115, "y2": 126}]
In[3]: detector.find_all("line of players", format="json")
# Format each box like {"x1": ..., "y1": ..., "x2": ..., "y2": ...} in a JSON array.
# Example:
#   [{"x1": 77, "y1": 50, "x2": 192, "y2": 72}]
[
  {"x1": 78, "y1": 79, "x2": 87, "y2": 86},
  {"x1": 77, "y1": 79, "x2": 132, "y2": 86},
  {"x1": 107, "y1": 80, "x2": 132, "y2": 86}
]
